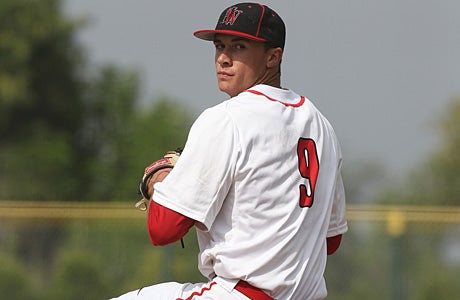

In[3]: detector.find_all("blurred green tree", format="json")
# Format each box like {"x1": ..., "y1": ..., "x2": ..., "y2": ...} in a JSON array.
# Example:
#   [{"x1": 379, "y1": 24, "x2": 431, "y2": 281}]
[
  {"x1": 380, "y1": 97, "x2": 460, "y2": 206},
  {"x1": 0, "y1": 0, "x2": 85, "y2": 137},
  {"x1": 0, "y1": 0, "x2": 193, "y2": 201},
  {"x1": 0, "y1": 0, "x2": 85, "y2": 200},
  {"x1": 414, "y1": 97, "x2": 460, "y2": 205},
  {"x1": 77, "y1": 66, "x2": 191, "y2": 201}
]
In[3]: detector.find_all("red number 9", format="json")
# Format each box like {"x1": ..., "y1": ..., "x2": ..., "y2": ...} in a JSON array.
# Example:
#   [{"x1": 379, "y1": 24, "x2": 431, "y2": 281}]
[{"x1": 297, "y1": 138, "x2": 319, "y2": 207}]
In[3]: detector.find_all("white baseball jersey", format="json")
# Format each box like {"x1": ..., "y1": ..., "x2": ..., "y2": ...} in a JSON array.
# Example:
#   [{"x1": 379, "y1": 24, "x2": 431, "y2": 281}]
[{"x1": 154, "y1": 84, "x2": 348, "y2": 299}]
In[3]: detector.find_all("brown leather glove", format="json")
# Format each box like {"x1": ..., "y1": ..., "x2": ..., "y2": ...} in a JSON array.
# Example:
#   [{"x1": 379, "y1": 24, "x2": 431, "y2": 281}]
[{"x1": 135, "y1": 150, "x2": 181, "y2": 211}]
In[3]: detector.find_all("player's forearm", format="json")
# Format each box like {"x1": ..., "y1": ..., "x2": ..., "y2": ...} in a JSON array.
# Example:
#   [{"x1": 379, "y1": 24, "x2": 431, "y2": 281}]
[{"x1": 147, "y1": 200, "x2": 195, "y2": 246}]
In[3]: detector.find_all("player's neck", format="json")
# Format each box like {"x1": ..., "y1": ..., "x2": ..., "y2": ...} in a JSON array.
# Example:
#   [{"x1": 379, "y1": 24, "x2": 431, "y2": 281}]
[{"x1": 259, "y1": 73, "x2": 281, "y2": 89}]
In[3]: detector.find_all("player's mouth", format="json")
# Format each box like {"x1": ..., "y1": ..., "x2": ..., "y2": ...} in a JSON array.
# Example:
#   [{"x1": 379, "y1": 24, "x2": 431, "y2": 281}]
[{"x1": 217, "y1": 71, "x2": 233, "y2": 80}]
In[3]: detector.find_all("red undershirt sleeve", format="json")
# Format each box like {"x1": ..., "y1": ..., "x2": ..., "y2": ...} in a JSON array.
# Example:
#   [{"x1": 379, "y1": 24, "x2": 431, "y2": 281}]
[
  {"x1": 147, "y1": 200, "x2": 195, "y2": 246},
  {"x1": 327, "y1": 234, "x2": 342, "y2": 255}
]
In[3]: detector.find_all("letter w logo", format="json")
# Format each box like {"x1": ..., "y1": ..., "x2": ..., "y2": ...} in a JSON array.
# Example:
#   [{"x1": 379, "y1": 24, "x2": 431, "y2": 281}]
[{"x1": 222, "y1": 7, "x2": 243, "y2": 25}]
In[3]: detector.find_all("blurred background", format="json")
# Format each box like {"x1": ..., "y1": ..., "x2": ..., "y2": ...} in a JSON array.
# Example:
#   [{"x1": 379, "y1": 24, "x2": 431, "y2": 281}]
[{"x1": 0, "y1": 0, "x2": 459, "y2": 299}]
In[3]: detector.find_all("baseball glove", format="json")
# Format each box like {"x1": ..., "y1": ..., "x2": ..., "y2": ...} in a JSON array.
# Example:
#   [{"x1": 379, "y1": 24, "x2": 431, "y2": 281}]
[{"x1": 135, "y1": 149, "x2": 181, "y2": 211}]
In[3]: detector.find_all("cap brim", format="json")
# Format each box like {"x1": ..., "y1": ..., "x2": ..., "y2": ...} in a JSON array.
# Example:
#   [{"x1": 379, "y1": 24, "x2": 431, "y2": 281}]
[{"x1": 194, "y1": 29, "x2": 266, "y2": 43}]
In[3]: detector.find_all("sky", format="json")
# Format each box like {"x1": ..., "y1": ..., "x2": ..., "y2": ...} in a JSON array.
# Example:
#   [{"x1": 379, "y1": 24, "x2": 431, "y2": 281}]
[{"x1": 63, "y1": 0, "x2": 460, "y2": 178}]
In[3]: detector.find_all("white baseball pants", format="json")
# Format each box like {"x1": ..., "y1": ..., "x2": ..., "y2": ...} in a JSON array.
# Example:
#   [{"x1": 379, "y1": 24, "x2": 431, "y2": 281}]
[{"x1": 108, "y1": 277, "x2": 259, "y2": 300}]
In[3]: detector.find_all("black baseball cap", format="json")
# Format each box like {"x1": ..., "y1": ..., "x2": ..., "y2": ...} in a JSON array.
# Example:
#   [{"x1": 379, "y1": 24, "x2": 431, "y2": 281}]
[{"x1": 194, "y1": 3, "x2": 286, "y2": 49}]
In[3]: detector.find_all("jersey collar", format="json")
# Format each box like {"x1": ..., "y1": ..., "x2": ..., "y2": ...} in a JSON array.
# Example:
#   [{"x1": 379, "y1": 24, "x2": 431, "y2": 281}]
[{"x1": 244, "y1": 84, "x2": 305, "y2": 107}]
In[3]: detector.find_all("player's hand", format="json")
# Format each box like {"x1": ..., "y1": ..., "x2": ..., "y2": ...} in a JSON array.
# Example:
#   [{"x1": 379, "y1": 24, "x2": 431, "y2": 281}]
[{"x1": 135, "y1": 149, "x2": 181, "y2": 211}]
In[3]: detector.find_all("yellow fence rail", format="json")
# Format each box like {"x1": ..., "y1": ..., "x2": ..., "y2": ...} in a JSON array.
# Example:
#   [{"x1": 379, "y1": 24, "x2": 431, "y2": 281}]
[
  {"x1": 1, "y1": 201, "x2": 460, "y2": 226},
  {"x1": 0, "y1": 201, "x2": 140, "y2": 219},
  {"x1": 346, "y1": 204, "x2": 460, "y2": 236}
]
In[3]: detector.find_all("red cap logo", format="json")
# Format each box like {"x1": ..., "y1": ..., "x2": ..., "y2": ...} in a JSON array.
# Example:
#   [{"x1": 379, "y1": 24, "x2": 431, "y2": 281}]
[{"x1": 221, "y1": 6, "x2": 243, "y2": 25}]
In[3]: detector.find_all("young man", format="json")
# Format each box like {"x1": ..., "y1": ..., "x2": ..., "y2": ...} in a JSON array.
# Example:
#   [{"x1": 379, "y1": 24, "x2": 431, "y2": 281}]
[{"x1": 111, "y1": 3, "x2": 347, "y2": 299}]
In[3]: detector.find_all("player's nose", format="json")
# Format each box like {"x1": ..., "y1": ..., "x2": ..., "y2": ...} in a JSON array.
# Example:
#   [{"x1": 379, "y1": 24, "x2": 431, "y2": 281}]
[{"x1": 216, "y1": 51, "x2": 232, "y2": 67}]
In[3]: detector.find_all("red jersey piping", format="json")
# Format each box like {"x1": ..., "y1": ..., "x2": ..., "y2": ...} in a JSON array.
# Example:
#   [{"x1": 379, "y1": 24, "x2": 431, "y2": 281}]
[
  {"x1": 246, "y1": 89, "x2": 306, "y2": 107},
  {"x1": 176, "y1": 281, "x2": 217, "y2": 300}
]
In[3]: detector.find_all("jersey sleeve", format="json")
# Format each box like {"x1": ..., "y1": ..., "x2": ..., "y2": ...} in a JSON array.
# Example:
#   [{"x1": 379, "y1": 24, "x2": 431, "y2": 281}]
[
  {"x1": 152, "y1": 105, "x2": 239, "y2": 230},
  {"x1": 327, "y1": 165, "x2": 348, "y2": 237}
]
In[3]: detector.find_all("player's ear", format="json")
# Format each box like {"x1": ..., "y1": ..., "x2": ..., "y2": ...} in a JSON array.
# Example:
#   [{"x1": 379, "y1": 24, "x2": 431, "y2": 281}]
[{"x1": 266, "y1": 47, "x2": 283, "y2": 69}]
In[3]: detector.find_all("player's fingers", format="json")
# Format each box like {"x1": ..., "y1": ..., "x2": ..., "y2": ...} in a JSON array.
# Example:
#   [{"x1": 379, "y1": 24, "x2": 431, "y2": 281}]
[{"x1": 147, "y1": 168, "x2": 172, "y2": 198}]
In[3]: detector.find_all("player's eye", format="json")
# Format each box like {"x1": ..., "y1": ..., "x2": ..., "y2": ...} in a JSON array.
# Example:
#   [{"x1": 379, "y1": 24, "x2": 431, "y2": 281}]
[
  {"x1": 234, "y1": 44, "x2": 246, "y2": 50},
  {"x1": 214, "y1": 43, "x2": 224, "y2": 50}
]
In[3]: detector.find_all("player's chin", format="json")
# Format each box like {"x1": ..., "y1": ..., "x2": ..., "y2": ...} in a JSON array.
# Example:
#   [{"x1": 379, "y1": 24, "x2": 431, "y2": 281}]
[{"x1": 218, "y1": 82, "x2": 239, "y2": 98}]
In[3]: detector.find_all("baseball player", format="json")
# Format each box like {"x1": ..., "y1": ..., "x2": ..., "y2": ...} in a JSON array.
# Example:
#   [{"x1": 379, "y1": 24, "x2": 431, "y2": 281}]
[{"x1": 111, "y1": 2, "x2": 347, "y2": 300}]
